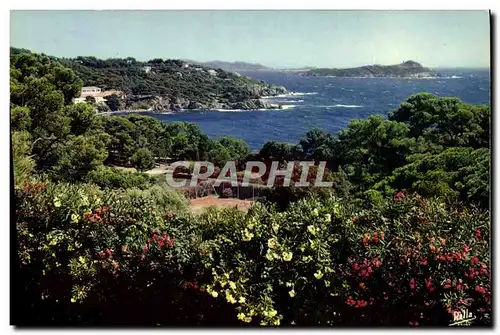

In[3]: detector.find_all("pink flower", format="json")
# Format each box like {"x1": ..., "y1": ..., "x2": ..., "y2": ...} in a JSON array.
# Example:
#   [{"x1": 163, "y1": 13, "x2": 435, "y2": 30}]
[
  {"x1": 475, "y1": 229, "x2": 482, "y2": 239},
  {"x1": 470, "y1": 256, "x2": 480, "y2": 265},
  {"x1": 410, "y1": 279, "x2": 416, "y2": 290},
  {"x1": 394, "y1": 192, "x2": 405, "y2": 202}
]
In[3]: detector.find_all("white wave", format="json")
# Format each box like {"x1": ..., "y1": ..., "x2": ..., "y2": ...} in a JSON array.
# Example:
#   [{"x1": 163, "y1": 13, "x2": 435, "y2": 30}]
[
  {"x1": 281, "y1": 105, "x2": 296, "y2": 110},
  {"x1": 439, "y1": 76, "x2": 463, "y2": 79},
  {"x1": 264, "y1": 92, "x2": 317, "y2": 98},
  {"x1": 326, "y1": 104, "x2": 363, "y2": 108},
  {"x1": 273, "y1": 99, "x2": 304, "y2": 103}
]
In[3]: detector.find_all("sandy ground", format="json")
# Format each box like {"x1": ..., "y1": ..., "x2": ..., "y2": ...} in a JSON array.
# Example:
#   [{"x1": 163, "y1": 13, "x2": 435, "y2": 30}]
[{"x1": 189, "y1": 195, "x2": 253, "y2": 214}]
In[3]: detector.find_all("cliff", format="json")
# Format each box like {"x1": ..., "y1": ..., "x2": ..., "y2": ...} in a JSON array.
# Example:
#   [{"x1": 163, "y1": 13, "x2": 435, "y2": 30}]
[{"x1": 299, "y1": 61, "x2": 437, "y2": 78}]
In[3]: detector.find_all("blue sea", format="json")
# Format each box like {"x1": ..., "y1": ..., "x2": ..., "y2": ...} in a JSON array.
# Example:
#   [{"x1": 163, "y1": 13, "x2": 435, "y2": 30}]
[{"x1": 136, "y1": 69, "x2": 490, "y2": 150}]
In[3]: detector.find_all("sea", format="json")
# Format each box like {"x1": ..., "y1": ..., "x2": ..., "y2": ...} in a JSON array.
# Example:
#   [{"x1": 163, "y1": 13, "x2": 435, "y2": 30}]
[{"x1": 127, "y1": 69, "x2": 490, "y2": 151}]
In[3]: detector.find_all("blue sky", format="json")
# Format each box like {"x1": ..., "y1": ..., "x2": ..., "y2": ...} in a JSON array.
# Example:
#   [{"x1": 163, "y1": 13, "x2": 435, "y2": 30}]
[{"x1": 10, "y1": 10, "x2": 490, "y2": 68}]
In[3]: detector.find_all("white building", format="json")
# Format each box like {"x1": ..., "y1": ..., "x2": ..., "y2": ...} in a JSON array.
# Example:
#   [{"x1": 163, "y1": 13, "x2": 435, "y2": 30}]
[
  {"x1": 72, "y1": 86, "x2": 121, "y2": 105},
  {"x1": 81, "y1": 86, "x2": 102, "y2": 94}
]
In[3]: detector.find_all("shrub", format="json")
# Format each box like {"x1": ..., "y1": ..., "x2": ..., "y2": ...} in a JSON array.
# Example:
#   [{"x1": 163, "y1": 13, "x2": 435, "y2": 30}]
[
  {"x1": 131, "y1": 148, "x2": 155, "y2": 172},
  {"x1": 196, "y1": 193, "x2": 491, "y2": 326},
  {"x1": 85, "y1": 165, "x2": 155, "y2": 189}
]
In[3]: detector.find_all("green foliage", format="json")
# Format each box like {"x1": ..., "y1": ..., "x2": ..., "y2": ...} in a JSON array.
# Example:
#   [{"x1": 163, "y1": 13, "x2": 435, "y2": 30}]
[
  {"x1": 50, "y1": 135, "x2": 109, "y2": 181},
  {"x1": 53, "y1": 52, "x2": 286, "y2": 110},
  {"x1": 131, "y1": 148, "x2": 155, "y2": 172},
  {"x1": 10, "y1": 106, "x2": 32, "y2": 132},
  {"x1": 85, "y1": 165, "x2": 156, "y2": 190},
  {"x1": 12, "y1": 131, "x2": 35, "y2": 186}
]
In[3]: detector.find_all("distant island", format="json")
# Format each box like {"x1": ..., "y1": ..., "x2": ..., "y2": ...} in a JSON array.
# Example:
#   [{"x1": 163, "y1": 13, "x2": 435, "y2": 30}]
[
  {"x1": 10, "y1": 47, "x2": 288, "y2": 113},
  {"x1": 298, "y1": 61, "x2": 437, "y2": 78}
]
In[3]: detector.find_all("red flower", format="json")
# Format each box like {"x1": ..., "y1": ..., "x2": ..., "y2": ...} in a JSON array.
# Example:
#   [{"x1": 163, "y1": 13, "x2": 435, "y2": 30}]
[
  {"x1": 410, "y1": 279, "x2": 416, "y2": 290},
  {"x1": 356, "y1": 300, "x2": 368, "y2": 307},
  {"x1": 419, "y1": 258, "x2": 428, "y2": 266},
  {"x1": 394, "y1": 192, "x2": 405, "y2": 202},
  {"x1": 478, "y1": 308, "x2": 485, "y2": 313},
  {"x1": 152, "y1": 233, "x2": 159, "y2": 240},
  {"x1": 475, "y1": 285, "x2": 486, "y2": 295},
  {"x1": 409, "y1": 321, "x2": 419, "y2": 326},
  {"x1": 352, "y1": 263, "x2": 360, "y2": 271},
  {"x1": 475, "y1": 229, "x2": 482, "y2": 239},
  {"x1": 158, "y1": 240, "x2": 165, "y2": 247},
  {"x1": 470, "y1": 256, "x2": 480, "y2": 265},
  {"x1": 454, "y1": 252, "x2": 462, "y2": 261},
  {"x1": 360, "y1": 269, "x2": 367, "y2": 277},
  {"x1": 372, "y1": 257, "x2": 382, "y2": 268},
  {"x1": 105, "y1": 249, "x2": 113, "y2": 256},
  {"x1": 462, "y1": 244, "x2": 469, "y2": 254},
  {"x1": 98, "y1": 251, "x2": 106, "y2": 258},
  {"x1": 24, "y1": 184, "x2": 29, "y2": 193},
  {"x1": 162, "y1": 233, "x2": 168, "y2": 240},
  {"x1": 362, "y1": 237, "x2": 369, "y2": 245},
  {"x1": 443, "y1": 279, "x2": 452, "y2": 289}
]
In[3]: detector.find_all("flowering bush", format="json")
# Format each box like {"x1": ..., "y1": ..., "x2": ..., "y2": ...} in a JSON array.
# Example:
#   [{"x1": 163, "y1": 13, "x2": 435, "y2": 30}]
[
  {"x1": 195, "y1": 193, "x2": 491, "y2": 326},
  {"x1": 15, "y1": 179, "x2": 490, "y2": 326}
]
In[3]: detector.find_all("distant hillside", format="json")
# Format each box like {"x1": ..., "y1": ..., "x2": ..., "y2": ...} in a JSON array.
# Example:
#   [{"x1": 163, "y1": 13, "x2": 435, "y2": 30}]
[
  {"x1": 10, "y1": 47, "x2": 288, "y2": 112},
  {"x1": 186, "y1": 60, "x2": 274, "y2": 72},
  {"x1": 299, "y1": 61, "x2": 437, "y2": 78}
]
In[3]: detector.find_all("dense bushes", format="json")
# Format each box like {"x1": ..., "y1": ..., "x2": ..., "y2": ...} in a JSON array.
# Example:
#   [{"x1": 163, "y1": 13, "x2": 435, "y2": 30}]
[
  {"x1": 85, "y1": 165, "x2": 156, "y2": 190},
  {"x1": 14, "y1": 180, "x2": 491, "y2": 326}
]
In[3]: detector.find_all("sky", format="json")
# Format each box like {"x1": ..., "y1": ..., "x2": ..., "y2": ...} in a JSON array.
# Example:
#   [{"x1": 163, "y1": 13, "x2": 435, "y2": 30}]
[{"x1": 10, "y1": 10, "x2": 491, "y2": 68}]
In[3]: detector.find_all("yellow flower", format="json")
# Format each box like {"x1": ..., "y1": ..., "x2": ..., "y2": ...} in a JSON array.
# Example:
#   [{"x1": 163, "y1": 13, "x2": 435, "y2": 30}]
[
  {"x1": 286, "y1": 282, "x2": 293, "y2": 288},
  {"x1": 324, "y1": 214, "x2": 331, "y2": 222},
  {"x1": 268, "y1": 309, "x2": 277, "y2": 318},
  {"x1": 272, "y1": 223, "x2": 279, "y2": 233},
  {"x1": 324, "y1": 280, "x2": 331, "y2": 287},
  {"x1": 54, "y1": 197, "x2": 61, "y2": 208},
  {"x1": 300, "y1": 245, "x2": 306, "y2": 252},
  {"x1": 238, "y1": 296, "x2": 246, "y2": 304},
  {"x1": 242, "y1": 229, "x2": 254, "y2": 241},
  {"x1": 312, "y1": 208, "x2": 319, "y2": 217},
  {"x1": 289, "y1": 289, "x2": 296, "y2": 297},
  {"x1": 210, "y1": 290, "x2": 218, "y2": 298},
  {"x1": 237, "y1": 313, "x2": 246, "y2": 321},
  {"x1": 267, "y1": 238, "x2": 278, "y2": 249},
  {"x1": 229, "y1": 281, "x2": 236, "y2": 290},
  {"x1": 314, "y1": 270, "x2": 323, "y2": 280},
  {"x1": 272, "y1": 319, "x2": 280, "y2": 326},
  {"x1": 265, "y1": 252, "x2": 274, "y2": 261},
  {"x1": 307, "y1": 225, "x2": 316, "y2": 235},
  {"x1": 71, "y1": 213, "x2": 80, "y2": 224},
  {"x1": 243, "y1": 316, "x2": 252, "y2": 323},
  {"x1": 282, "y1": 251, "x2": 293, "y2": 262},
  {"x1": 226, "y1": 291, "x2": 236, "y2": 304}
]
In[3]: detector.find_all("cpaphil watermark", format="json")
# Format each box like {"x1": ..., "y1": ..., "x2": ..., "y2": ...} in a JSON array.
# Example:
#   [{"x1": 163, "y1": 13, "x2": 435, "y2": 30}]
[{"x1": 165, "y1": 161, "x2": 333, "y2": 188}]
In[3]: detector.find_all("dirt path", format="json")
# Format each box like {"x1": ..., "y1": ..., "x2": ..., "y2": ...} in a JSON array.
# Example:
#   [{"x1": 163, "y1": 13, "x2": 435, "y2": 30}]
[{"x1": 189, "y1": 196, "x2": 253, "y2": 214}]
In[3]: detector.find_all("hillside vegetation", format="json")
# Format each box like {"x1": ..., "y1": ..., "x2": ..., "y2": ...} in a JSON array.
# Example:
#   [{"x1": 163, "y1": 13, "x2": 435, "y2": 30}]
[{"x1": 11, "y1": 47, "x2": 287, "y2": 112}]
